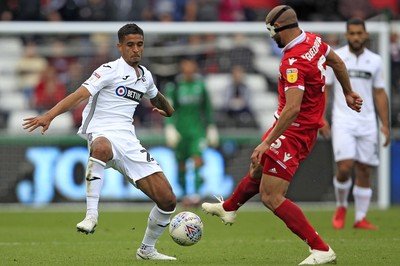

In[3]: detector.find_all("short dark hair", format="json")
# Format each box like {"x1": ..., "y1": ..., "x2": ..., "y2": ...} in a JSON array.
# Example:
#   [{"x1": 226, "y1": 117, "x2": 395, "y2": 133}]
[
  {"x1": 118, "y1": 23, "x2": 144, "y2": 42},
  {"x1": 347, "y1": 18, "x2": 366, "y2": 31}
]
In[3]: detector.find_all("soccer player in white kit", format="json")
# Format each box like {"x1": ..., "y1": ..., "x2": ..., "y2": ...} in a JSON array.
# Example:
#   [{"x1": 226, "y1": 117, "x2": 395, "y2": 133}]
[
  {"x1": 23, "y1": 23, "x2": 178, "y2": 260},
  {"x1": 322, "y1": 18, "x2": 390, "y2": 230}
]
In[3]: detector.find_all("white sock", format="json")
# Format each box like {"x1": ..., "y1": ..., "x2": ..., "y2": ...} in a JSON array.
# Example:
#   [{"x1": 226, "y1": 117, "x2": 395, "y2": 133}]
[
  {"x1": 333, "y1": 177, "x2": 352, "y2": 208},
  {"x1": 353, "y1": 185, "x2": 372, "y2": 222},
  {"x1": 140, "y1": 205, "x2": 175, "y2": 251},
  {"x1": 85, "y1": 157, "x2": 105, "y2": 218}
]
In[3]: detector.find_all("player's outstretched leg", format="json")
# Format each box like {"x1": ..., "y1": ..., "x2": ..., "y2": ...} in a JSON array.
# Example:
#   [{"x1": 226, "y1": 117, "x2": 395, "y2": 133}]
[
  {"x1": 202, "y1": 172, "x2": 260, "y2": 225},
  {"x1": 298, "y1": 246, "x2": 337, "y2": 265},
  {"x1": 202, "y1": 196, "x2": 237, "y2": 225}
]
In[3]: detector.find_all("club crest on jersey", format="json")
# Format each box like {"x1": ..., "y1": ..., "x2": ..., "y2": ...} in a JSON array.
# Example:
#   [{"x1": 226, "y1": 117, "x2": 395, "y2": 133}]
[
  {"x1": 115, "y1": 86, "x2": 144, "y2": 102},
  {"x1": 286, "y1": 68, "x2": 298, "y2": 83}
]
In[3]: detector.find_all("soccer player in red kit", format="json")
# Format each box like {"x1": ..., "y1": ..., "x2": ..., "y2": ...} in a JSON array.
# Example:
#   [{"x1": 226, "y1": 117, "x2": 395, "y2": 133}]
[{"x1": 202, "y1": 5, "x2": 363, "y2": 265}]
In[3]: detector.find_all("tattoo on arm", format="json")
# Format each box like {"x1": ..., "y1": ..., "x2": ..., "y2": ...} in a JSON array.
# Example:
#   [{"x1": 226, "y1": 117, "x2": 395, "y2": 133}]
[{"x1": 151, "y1": 92, "x2": 174, "y2": 116}]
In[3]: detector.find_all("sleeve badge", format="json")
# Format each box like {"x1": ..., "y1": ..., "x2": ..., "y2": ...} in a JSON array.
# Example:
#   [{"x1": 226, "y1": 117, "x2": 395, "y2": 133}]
[{"x1": 286, "y1": 68, "x2": 298, "y2": 83}]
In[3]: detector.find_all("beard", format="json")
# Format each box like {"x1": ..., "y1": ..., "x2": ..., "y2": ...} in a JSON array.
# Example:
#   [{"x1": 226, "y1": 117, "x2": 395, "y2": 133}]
[
  {"x1": 274, "y1": 35, "x2": 284, "y2": 48},
  {"x1": 348, "y1": 39, "x2": 366, "y2": 52}
]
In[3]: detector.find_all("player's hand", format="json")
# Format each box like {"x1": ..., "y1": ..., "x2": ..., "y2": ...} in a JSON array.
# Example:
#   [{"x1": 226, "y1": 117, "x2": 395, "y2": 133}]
[
  {"x1": 381, "y1": 125, "x2": 390, "y2": 147},
  {"x1": 165, "y1": 124, "x2": 181, "y2": 148},
  {"x1": 345, "y1": 91, "x2": 363, "y2": 112},
  {"x1": 152, "y1": 107, "x2": 169, "y2": 117},
  {"x1": 207, "y1": 125, "x2": 219, "y2": 147},
  {"x1": 319, "y1": 119, "x2": 331, "y2": 139},
  {"x1": 22, "y1": 114, "x2": 52, "y2": 135},
  {"x1": 250, "y1": 141, "x2": 270, "y2": 165}
]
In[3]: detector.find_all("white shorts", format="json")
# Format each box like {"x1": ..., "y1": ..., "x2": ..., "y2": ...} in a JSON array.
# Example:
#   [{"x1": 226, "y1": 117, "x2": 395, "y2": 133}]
[
  {"x1": 331, "y1": 121, "x2": 379, "y2": 166},
  {"x1": 83, "y1": 130, "x2": 163, "y2": 185}
]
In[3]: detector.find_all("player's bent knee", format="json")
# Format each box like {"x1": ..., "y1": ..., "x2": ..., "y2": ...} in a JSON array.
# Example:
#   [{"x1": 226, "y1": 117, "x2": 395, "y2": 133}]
[{"x1": 158, "y1": 195, "x2": 176, "y2": 212}]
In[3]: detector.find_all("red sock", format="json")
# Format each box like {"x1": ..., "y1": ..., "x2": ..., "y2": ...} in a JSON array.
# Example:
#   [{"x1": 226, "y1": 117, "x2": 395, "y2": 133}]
[
  {"x1": 274, "y1": 199, "x2": 329, "y2": 251},
  {"x1": 223, "y1": 172, "x2": 260, "y2": 211}
]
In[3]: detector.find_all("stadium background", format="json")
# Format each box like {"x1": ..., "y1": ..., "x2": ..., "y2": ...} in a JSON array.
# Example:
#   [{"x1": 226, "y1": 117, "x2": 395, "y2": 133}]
[{"x1": 0, "y1": 0, "x2": 399, "y2": 207}]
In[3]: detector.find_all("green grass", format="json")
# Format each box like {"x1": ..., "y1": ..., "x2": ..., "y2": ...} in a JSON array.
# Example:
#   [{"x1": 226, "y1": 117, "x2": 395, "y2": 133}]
[{"x1": 1, "y1": 205, "x2": 399, "y2": 265}]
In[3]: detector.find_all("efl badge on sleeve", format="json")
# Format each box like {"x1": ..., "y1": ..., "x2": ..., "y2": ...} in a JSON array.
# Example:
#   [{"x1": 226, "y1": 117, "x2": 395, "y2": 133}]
[{"x1": 286, "y1": 68, "x2": 298, "y2": 83}]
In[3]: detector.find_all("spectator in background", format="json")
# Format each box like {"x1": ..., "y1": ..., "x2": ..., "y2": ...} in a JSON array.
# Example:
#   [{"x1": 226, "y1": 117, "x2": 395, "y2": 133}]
[
  {"x1": 240, "y1": 0, "x2": 280, "y2": 21},
  {"x1": 369, "y1": 0, "x2": 399, "y2": 19},
  {"x1": 164, "y1": 57, "x2": 219, "y2": 206},
  {"x1": 108, "y1": 0, "x2": 150, "y2": 21},
  {"x1": 223, "y1": 65, "x2": 257, "y2": 128},
  {"x1": 43, "y1": 0, "x2": 85, "y2": 21},
  {"x1": 16, "y1": 41, "x2": 48, "y2": 99},
  {"x1": 337, "y1": 0, "x2": 376, "y2": 20},
  {"x1": 13, "y1": 0, "x2": 43, "y2": 20},
  {"x1": 65, "y1": 61, "x2": 87, "y2": 128},
  {"x1": 0, "y1": 0, "x2": 15, "y2": 21},
  {"x1": 219, "y1": 0, "x2": 245, "y2": 21},
  {"x1": 33, "y1": 64, "x2": 67, "y2": 112},
  {"x1": 227, "y1": 33, "x2": 256, "y2": 72},
  {"x1": 196, "y1": 0, "x2": 220, "y2": 21},
  {"x1": 47, "y1": 39, "x2": 76, "y2": 85},
  {"x1": 150, "y1": 0, "x2": 197, "y2": 21},
  {"x1": 200, "y1": 34, "x2": 221, "y2": 74},
  {"x1": 390, "y1": 31, "x2": 400, "y2": 94}
]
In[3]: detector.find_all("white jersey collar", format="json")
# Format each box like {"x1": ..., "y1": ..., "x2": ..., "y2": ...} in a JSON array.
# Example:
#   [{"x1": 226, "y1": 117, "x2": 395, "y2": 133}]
[
  {"x1": 282, "y1": 29, "x2": 306, "y2": 53},
  {"x1": 120, "y1": 56, "x2": 144, "y2": 79}
]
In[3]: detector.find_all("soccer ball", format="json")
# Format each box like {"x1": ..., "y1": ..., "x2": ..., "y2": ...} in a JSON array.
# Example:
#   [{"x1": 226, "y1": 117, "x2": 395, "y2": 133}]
[{"x1": 169, "y1": 211, "x2": 203, "y2": 246}]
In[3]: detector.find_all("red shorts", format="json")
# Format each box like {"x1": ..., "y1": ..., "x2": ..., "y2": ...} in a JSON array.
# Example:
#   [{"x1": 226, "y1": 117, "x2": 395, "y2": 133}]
[{"x1": 260, "y1": 126, "x2": 318, "y2": 182}]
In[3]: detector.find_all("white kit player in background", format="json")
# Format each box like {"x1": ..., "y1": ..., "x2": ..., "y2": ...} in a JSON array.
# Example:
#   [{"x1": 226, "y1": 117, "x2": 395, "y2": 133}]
[
  {"x1": 23, "y1": 23, "x2": 178, "y2": 260},
  {"x1": 321, "y1": 18, "x2": 390, "y2": 230}
]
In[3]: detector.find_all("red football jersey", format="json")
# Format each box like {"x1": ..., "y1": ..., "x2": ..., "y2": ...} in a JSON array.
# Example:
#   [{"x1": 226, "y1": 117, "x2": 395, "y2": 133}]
[{"x1": 275, "y1": 31, "x2": 330, "y2": 129}]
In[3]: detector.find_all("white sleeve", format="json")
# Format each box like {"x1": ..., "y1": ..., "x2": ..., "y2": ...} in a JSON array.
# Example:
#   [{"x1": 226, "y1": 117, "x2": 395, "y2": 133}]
[
  {"x1": 373, "y1": 57, "x2": 386, "y2": 89},
  {"x1": 325, "y1": 66, "x2": 335, "y2": 85},
  {"x1": 143, "y1": 69, "x2": 158, "y2": 99},
  {"x1": 82, "y1": 65, "x2": 114, "y2": 95}
]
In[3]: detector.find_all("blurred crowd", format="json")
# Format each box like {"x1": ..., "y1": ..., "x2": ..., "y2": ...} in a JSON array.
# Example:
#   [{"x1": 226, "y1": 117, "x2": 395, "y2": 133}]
[{"x1": 0, "y1": 0, "x2": 399, "y2": 22}]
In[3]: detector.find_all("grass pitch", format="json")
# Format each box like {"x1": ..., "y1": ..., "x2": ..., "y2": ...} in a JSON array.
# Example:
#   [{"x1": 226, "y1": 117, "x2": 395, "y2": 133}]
[{"x1": 1, "y1": 204, "x2": 399, "y2": 265}]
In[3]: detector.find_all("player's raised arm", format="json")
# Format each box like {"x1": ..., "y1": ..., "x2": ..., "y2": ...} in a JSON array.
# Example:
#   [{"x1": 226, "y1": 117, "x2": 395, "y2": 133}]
[
  {"x1": 23, "y1": 86, "x2": 91, "y2": 134},
  {"x1": 150, "y1": 91, "x2": 175, "y2": 117}
]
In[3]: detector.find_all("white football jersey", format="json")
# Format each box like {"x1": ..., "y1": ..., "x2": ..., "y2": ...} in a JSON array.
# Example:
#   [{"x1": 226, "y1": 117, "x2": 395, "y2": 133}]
[
  {"x1": 78, "y1": 57, "x2": 158, "y2": 135},
  {"x1": 326, "y1": 45, "x2": 385, "y2": 125}
]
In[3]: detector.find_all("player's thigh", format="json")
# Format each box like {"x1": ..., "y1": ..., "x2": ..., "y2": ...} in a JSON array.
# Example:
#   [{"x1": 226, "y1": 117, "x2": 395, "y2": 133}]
[
  {"x1": 356, "y1": 132, "x2": 379, "y2": 166},
  {"x1": 136, "y1": 172, "x2": 176, "y2": 211},
  {"x1": 332, "y1": 123, "x2": 357, "y2": 162}
]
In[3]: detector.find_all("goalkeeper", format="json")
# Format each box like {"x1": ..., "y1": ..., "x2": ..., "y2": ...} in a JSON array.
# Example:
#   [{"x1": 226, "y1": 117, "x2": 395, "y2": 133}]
[{"x1": 164, "y1": 57, "x2": 219, "y2": 206}]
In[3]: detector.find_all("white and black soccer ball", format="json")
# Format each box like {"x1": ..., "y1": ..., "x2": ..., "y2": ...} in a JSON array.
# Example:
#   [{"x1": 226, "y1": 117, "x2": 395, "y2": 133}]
[{"x1": 169, "y1": 211, "x2": 203, "y2": 246}]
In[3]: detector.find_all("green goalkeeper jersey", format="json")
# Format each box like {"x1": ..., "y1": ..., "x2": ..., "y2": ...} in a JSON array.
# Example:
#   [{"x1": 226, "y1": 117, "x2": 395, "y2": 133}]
[{"x1": 165, "y1": 74, "x2": 215, "y2": 137}]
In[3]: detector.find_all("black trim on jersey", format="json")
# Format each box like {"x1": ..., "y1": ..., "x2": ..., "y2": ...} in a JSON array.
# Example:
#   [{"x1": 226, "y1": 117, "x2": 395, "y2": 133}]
[{"x1": 137, "y1": 65, "x2": 146, "y2": 82}]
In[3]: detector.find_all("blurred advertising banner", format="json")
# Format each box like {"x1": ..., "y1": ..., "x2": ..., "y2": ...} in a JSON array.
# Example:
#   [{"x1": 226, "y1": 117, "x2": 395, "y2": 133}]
[{"x1": 0, "y1": 133, "x2": 346, "y2": 205}]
